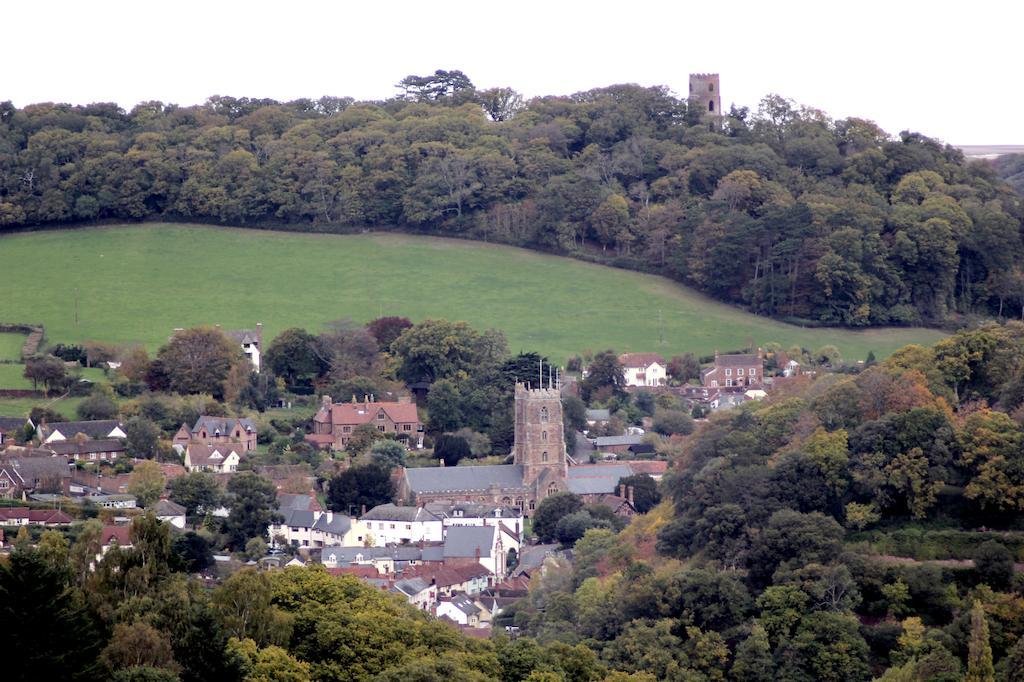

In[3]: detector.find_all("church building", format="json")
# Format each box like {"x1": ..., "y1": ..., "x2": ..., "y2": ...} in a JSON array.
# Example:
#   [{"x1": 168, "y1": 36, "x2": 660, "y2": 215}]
[
  {"x1": 399, "y1": 381, "x2": 654, "y2": 515},
  {"x1": 399, "y1": 382, "x2": 569, "y2": 513}
]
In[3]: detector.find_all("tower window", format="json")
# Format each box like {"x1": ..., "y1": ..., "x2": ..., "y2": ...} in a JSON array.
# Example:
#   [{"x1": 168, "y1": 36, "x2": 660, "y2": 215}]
[
  {"x1": 709, "y1": 83, "x2": 714, "y2": 92},
  {"x1": 541, "y1": 430, "x2": 547, "y2": 442},
  {"x1": 540, "y1": 407, "x2": 549, "y2": 422},
  {"x1": 709, "y1": 101, "x2": 715, "y2": 112},
  {"x1": 542, "y1": 451, "x2": 549, "y2": 463}
]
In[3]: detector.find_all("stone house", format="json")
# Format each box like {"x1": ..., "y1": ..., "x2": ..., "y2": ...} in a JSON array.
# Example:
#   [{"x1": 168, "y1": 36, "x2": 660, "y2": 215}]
[{"x1": 173, "y1": 416, "x2": 257, "y2": 452}]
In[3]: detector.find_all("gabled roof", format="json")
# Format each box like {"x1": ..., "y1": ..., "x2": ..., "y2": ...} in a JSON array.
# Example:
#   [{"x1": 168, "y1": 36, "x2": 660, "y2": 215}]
[
  {"x1": 191, "y1": 416, "x2": 256, "y2": 437},
  {"x1": 443, "y1": 526, "x2": 495, "y2": 559},
  {"x1": 0, "y1": 417, "x2": 28, "y2": 432},
  {"x1": 403, "y1": 562, "x2": 491, "y2": 588},
  {"x1": 424, "y1": 502, "x2": 523, "y2": 520},
  {"x1": 404, "y1": 464, "x2": 526, "y2": 494},
  {"x1": 42, "y1": 420, "x2": 123, "y2": 440},
  {"x1": 442, "y1": 594, "x2": 482, "y2": 616},
  {"x1": 185, "y1": 444, "x2": 243, "y2": 467},
  {"x1": 278, "y1": 493, "x2": 319, "y2": 512},
  {"x1": 715, "y1": 353, "x2": 761, "y2": 366},
  {"x1": 565, "y1": 463, "x2": 635, "y2": 495},
  {"x1": 277, "y1": 509, "x2": 352, "y2": 535},
  {"x1": 618, "y1": 352, "x2": 666, "y2": 368},
  {"x1": 361, "y1": 503, "x2": 443, "y2": 523},
  {"x1": 101, "y1": 525, "x2": 132, "y2": 546},
  {"x1": 392, "y1": 576, "x2": 431, "y2": 597},
  {"x1": 585, "y1": 409, "x2": 610, "y2": 422},
  {"x1": 320, "y1": 400, "x2": 419, "y2": 426},
  {"x1": 0, "y1": 507, "x2": 72, "y2": 524},
  {"x1": 153, "y1": 499, "x2": 186, "y2": 516},
  {"x1": 321, "y1": 545, "x2": 427, "y2": 565},
  {"x1": 0, "y1": 455, "x2": 71, "y2": 486},
  {"x1": 225, "y1": 329, "x2": 261, "y2": 346}
]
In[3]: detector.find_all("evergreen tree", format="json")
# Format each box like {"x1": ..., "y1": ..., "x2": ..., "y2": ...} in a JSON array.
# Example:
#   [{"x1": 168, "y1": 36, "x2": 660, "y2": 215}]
[
  {"x1": 731, "y1": 623, "x2": 775, "y2": 682},
  {"x1": 966, "y1": 600, "x2": 995, "y2": 682}
]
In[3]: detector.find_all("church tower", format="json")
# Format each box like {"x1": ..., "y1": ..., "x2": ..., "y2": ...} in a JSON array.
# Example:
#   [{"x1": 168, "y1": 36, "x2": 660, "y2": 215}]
[
  {"x1": 513, "y1": 382, "x2": 567, "y2": 492},
  {"x1": 689, "y1": 73, "x2": 722, "y2": 118}
]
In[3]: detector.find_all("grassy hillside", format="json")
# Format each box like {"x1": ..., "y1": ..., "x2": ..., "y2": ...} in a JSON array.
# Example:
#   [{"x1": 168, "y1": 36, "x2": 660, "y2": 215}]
[
  {"x1": 0, "y1": 333, "x2": 25, "y2": 361},
  {"x1": 0, "y1": 224, "x2": 947, "y2": 362}
]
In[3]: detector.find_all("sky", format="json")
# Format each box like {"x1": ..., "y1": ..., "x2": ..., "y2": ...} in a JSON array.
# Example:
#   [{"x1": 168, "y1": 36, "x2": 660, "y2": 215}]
[{"x1": 6, "y1": 1, "x2": 1021, "y2": 144}]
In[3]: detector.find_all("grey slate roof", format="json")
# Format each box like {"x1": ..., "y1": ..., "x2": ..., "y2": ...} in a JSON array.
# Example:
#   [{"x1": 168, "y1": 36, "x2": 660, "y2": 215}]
[
  {"x1": 443, "y1": 525, "x2": 495, "y2": 559},
  {"x1": 716, "y1": 354, "x2": 761, "y2": 366},
  {"x1": 0, "y1": 417, "x2": 28, "y2": 432},
  {"x1": 393, "y1": 576, "x2": 431, "y2": 597},
  {"x1": 361, "y1": 503, "x2": 443, "y2": 523},
  {"x1": 43, "y1": 420, "x2": 123, "y2": 440},
  {"x1": 565, "y1": 464, "x2": 634, "y2": 495},
  {"x1": 404, "y1": 464, "x2": 526, "y2": 494},
  {"x1": 191, "y1": 416, "x2": 256, "y2": 436},
  {"x1": 278, "y1": 493, "x2": 317, "y2": 512},
  {"x1": 593, "y1": 435, "x2": 644, "y2": 448},
  {"x1": 279, "y1": 509, "x2": 352, "y2": 535},
  {"x1": 153, "y1": 499, "x2": 186, "y2": 516},
  {"x1": 513, "y1": 544, "x2": 562, "y2": 576},
  {"x1": 585, "y1": 409, "x2": 611, "y2": 422},
  {"x1": 321, "y1": 545, "x2": 428, "y2": 565},
  {"x1": 446, "y1": 594, "x2": 481, "y2": 616},
  {"x1": 424, "y1": 502, "x2": 522, "y2": 520}
]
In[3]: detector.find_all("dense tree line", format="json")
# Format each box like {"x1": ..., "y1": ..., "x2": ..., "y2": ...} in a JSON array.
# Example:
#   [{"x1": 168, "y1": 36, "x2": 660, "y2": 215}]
[
  {"x1": 505, "y1": 321, "x2": 1024, "y2": 680},
  {"x1": 0, "y1": 514, "x2": 666, "y2": 681},
  {"x1": 2, "y1": 75, "x2": 1022, "y2": 326}
]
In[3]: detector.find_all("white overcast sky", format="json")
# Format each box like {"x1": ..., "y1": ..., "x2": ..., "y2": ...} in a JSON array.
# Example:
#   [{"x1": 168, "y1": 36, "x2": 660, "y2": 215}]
[{"x1": 6, "y1": 1, "x2": 1021, "y2": 144}]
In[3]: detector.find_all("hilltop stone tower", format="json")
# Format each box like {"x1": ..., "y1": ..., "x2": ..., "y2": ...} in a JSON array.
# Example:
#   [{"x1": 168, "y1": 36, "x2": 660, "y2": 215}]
[
  {"x1": 513, "y1": 382, "x2": 567, "y2": 495},
  {"x1": 689, "y1": 73, "x2": 722, "y2": 117}
]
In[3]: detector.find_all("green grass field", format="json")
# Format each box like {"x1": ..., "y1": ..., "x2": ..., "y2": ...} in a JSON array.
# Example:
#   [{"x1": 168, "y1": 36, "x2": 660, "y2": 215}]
[
  {"x1": 0, "y1": 396, "x2": 85, "y2": 419},
  {"x1": 0, "y1": 224, "x2": 948, "y2": 363},
  {"x1": 0, "y1": 333, "x2": 25, "y2": 361}
]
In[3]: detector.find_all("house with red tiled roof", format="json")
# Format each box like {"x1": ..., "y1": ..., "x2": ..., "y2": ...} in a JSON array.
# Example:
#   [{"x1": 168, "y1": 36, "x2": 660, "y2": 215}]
[
  {"x1": 307, "y1": 395, "x2": 423, "y2": 450},
  {"x1": 0, "y1": 507, "x2": 72, "y2": 526},
  {"x1": 618, "y1": 353, "x2": 667, "y2": 387}
]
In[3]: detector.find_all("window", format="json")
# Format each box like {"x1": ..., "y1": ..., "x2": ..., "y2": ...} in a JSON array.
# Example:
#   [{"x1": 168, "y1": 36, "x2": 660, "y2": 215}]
[
  {"x1": 540, "y1": 406, "x2": 549, "y2": 422},
  {"x1": 342, "y1": 426, "x2": 351, "y2": 433},
  {"x1": 377, "y1": 410, "x2": 385, "y2": 420},
  {"x1": 378, "y1": 425, "x2": 385, "y2": 432},
  {"x1": 541, "y1": 451, "x2": 548, "y2": 462},
  {"x1": 529, "y1": 500, "x2": 536, "y2": 510},
  {"x1": 405, "y1": 524, "x2": 411, "y2": 530},
  {"x1": 738, "y1": 368, "x2": 744, "y2": 376},
  {"x1": 725, "y1": 368, "x2": 732, "y2": 376},
  {"x1": 708, "y1": 101, "x2": 715, "y2": 112},
  {"x1": 547, "y1": 483, "x2": 558, "y2": 495},
  {"x1": 403, "y1": 424, "x2": 411, "y2": 431},
  {"x1": 390, "y1": 523, "x2": 395, "y2": 529},
  {"x1": 541, "y1": 430, "x2": 547, "y2": 442},
  {"x1": 0, "y1": 479, "x2": 8, "y2": 488},
  {"x1": 750, "y1": 368, "x2": 757, "y2": 376},
  {"x1": 709, "y1": 83, "x2": 714, "y2": 92}
]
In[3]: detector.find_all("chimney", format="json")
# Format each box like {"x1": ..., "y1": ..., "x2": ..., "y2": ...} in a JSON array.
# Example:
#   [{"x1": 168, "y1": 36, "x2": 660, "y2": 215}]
[
  {"x1": 361, "y1": 504, "x2": 367, "y2": 516},
  {"x1": 619, "y1": 483, "x2": 626, "y2": 498},
  {"x1": 370, "y1": 394, "x2": 375, "y2": 403},
  {"x1": 326, "y1": 511, "x2": 333, "y2": 523},
  {"x1": 439, "y1": 459, "x2": 445, "y2": 467},
  {"x1": 627, "y1": 486, "x2": 635, "y2": 506},
  {"x1": 398, "y1": 395, "x2": 411, "y2": 404},
  {"x1": 322, "y1": 395, "x2": 333, "y2": 409},
  {"x1": 363, "y1": 394, "x2": 369, "y2": 406}
]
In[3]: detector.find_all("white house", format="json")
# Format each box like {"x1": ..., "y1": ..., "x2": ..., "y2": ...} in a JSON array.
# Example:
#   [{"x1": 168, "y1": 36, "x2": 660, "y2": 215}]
[
  {"x1": 320, "y1": 545, "x2": 437, "y2": 574},
  {"x1": 153, "y1": 499, "x2": 187, "y2": 529},
  {"x1": 183, "y1": 444, "x2": 242, "y2": 473},
  {"x1": 357, "y1": 504, "x2": 444, "y2": 546},
  {"x1": 436, "y1": 594, "x2": 483, "y2": 627},
  {"x1": 427, "y1": 502, "x2": 525, "y2": 538},
  {"x1": 618, "y1": 353, "x2": 667, "y2": 387},
  {"x1": 443, "y1": 525, "x2": 520, "y2": 578},
  {"x1": 391, "y1": 576, "x2": 436, "y2": 610},
  {"x1": 269, "y1": 509, "x2": 360, "y2": 549}
]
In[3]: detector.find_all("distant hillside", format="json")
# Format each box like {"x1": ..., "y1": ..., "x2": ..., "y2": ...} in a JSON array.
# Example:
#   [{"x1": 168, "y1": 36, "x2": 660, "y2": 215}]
[
  {"x1": 1, "y1": 82, "x2": 1021, "y2": 328},
  {"x1": 992, "y1": 153, "x2": 1024, "y2": 196},
  {"x1": 0, "y1": 224, "x2": 946, "y2": 361}
]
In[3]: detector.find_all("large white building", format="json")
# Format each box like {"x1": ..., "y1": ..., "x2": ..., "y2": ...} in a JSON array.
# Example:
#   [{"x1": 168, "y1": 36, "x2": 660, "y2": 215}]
[{"x1": 618, "y1": 353, "x2": 667, "y2": 387}]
